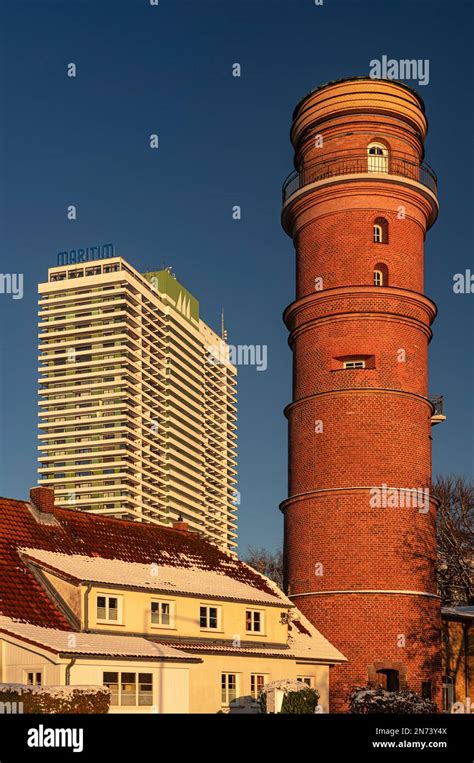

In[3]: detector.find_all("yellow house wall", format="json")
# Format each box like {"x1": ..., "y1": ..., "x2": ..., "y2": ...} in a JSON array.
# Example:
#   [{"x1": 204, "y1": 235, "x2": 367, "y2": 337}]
[
  {"x1": 0, "y1": 638, "x2": 332, "y2": 714},
  {"x1": 0, "y1": 638, "x2": 190, "y2": 713},
  {"x1": 82, "y1": 585, "x2": 290, "y2": 645},
  {"x1": 69, "y1": 660, "x2": 190, "y2": 713},
  {"x1": 1, "y1": 640, "x2": 63, "y2": 685},
  {"x1": 188, "y1": 655, "x2": 330, "y2": 714}
]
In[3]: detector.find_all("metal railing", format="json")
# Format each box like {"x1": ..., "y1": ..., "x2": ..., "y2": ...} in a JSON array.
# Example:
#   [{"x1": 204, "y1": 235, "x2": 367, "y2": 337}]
[
  {"x1": 429, "y1": 395, "x2": 444, "y2": 416},
  {"x1": 282, "y1": 152, "x2": 437, "y2": 204}
]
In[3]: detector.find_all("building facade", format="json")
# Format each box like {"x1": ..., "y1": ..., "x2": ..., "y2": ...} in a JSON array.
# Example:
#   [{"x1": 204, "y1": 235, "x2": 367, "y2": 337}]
[
  {"x1": 281, "y1": 77, "x2": 443, "y2": 710},
  {"x1": 37, "y1": 257, "x2": 237, "y2": 552},
  {"x1": 0, "y1": 488, "x2": 346, "y2": 713},
  {"x1": 441, "y1": 607, "x2": 473, "y2": 713}
]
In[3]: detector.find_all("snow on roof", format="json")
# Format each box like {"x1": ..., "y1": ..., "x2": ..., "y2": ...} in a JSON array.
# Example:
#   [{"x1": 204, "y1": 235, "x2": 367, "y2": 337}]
[
  {"x1": 155, "y1": 612, "x2": 346, "y2": 663},
  {"x1": 0, "y1": 496, "x2": 280, "y2": 628},
  {"x1": 0, "y1": 616, "x2": 196, "y2": 660},
  {"x1": 0, "y1": 610, "x2": 345, "y2": 664},
  {"x1": 21, "y1": 548, "x2": 292, "y2": 606},
  {"x1": 288, "y1": 612, "x2": 346, "y2": 662},
  {"x1": 0, "y1": 498, "x2": 346, "y2": 665}
]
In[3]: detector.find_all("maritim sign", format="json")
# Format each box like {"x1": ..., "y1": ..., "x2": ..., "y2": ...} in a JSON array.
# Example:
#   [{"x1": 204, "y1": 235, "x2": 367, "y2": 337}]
[{"x1": 56, "y1": 243, "x2": 115, "y2": 266}]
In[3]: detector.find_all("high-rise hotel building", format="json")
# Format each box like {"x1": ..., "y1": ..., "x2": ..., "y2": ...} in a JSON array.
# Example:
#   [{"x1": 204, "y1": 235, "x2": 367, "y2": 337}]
[{"x1": 37, "y1": 256, "x2": 238, "y2": 552}]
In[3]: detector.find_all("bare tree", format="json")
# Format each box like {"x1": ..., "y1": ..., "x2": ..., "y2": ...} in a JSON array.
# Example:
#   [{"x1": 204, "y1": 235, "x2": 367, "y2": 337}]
[
  {"x1": 432, "y1": 475, "x2": 474, "y2": 606},
  {"x1": 243, "y1": 547, "x2": 284, "y2": 589}
]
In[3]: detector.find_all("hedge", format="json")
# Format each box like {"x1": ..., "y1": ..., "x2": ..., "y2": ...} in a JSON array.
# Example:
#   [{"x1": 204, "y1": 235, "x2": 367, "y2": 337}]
[
  {"x1": 259, "y1": 679, "x2": 320, "y2": 714},
  {"x1": 348, "y1": 686, "x2": 438, "y2": 714},
  {"x1": 0, "y1": 684, "x2": 111, "y2": 714}
]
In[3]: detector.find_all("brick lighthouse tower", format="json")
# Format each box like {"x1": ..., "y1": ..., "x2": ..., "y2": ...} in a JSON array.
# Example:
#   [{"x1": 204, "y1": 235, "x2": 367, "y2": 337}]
[{"x1": 281, "y1": 77, "x2": 442, "y2": 711}]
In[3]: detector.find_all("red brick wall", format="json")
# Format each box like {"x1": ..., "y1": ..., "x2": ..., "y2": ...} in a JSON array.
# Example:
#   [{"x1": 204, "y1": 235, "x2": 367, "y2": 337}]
[
  {"x1": 284, "y1": 490, "x2": 437, "y2": 594},
  {"x1": 286, "y1": 395, "x2": 432, "y2": 492},
  {"x1": 299, "y1": 593, "x2": 442, "y2": 713},
  {"x1": 282, "y1": 80, "x2": 441, "y2": 711},
  {"x1": 296, "y1": 210, "x2": 425, "y2": 295},
  {"x1": 291, "y1": 319, "x2": 430, "y2": 396},
  {"x1": 296, "y1": 114, "x2": 423, "y2": 168}
]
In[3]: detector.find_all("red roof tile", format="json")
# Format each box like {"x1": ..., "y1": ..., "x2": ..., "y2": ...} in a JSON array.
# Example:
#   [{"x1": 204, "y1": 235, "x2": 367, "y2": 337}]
[{"x1": 0, "y1": 496, "x2": 277, "y2": 629}]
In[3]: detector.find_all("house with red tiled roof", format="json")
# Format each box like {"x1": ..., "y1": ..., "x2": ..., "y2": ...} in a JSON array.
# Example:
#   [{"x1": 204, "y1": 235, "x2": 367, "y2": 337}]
[{"x1": 0, "y1": 487, "x2": 345, "y2": 712}]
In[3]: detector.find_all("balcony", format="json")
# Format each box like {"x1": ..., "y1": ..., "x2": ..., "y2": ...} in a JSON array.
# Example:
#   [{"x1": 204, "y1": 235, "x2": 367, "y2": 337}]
[
  {"x1": 429, "y1": 395, "x2": 446, "y2": 426},
  {"x1": 282, "y1": 151, "x2": 438, "y2": 205}
]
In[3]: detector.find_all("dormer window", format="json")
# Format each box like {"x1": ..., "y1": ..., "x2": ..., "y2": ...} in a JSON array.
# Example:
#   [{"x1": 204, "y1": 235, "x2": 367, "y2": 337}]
[
  {"x1": 151, "y1": 599, "x2": 174, "y2": 628},
  {"x1": 200, "y1": 604, "x2": 221, "y2": 630},
  {"x1": 246, "y1": 609, "x2": 265, "y2": 633},
  {"x1": 96, "y1": 594, "x2": 123, "y2": 624}
]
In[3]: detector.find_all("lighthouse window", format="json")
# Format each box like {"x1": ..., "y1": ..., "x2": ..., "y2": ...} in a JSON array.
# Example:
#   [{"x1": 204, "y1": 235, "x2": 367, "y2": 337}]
[
  {"x1": 343, "y1": 360, "x2": 366, "y2": 369},
  {"x1": 367, "y1": 142, "x2": 389, "y2": 173},
  {"x1": 374, "y1": 263, "x2": 389, "y2": 286},
  {"x1": 373, "y1": 217, "x2": 388, "y2": 243}
]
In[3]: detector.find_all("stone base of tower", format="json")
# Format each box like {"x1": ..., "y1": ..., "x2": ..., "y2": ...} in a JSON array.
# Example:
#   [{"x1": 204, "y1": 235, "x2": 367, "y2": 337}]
[{"x1": 293, "y1": 593, "x2": 442, "y2": 713}]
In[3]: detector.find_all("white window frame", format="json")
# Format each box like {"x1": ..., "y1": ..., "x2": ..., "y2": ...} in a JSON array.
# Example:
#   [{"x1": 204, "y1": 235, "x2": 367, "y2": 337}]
[
  {"x1": 221, "y1": 672, "x2": 240, "y2": 706},
  {"x1": 373, "y1": 224, "x2": 383, "y2": 243},
  {"x1": 250, "y1": 673, "x2": 267, "y2": 702},
  {"x1": 245, "y1": 609, "x2": 265, "y2": 634},
  {"x1": 343, "y1": 360, "x2": 366, "y2": 369},
  {"x1": 25, "y1": 670, "x2": 43, "y2": 686},
  {"x1": 297, "y1": 676, "x2": 313, "y2": 687},
  {"x1": 200, "y1": 604, "x2": 222, "y2": 631},
  {"x1": 96, "y1": 593, "x2": 123, "y2": 625},
  {"x1": 150, "y1": 599, "x2": 175, "y2": 629},
  {"x1": 103, "y1": 671, "x2": 153, "y2": 707},
  {"x1": 367, "y1": 142, "x2": 389, "y2": 173},
  {"x1": 374, "y1": 269, "x2": 383, "y2": 286}
]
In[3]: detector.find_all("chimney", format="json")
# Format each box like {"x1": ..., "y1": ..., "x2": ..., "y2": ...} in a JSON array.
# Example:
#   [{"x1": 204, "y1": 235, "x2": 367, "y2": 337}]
[
  {"x1": 30, "y1": 487, "x2": 56, "y2": 515},
  {"x1": 172, "y1": 516, "x2": 189, "y2": 533}
]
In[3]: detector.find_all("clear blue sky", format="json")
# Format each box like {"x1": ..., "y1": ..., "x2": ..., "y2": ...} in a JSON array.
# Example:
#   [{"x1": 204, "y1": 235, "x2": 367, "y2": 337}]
[{"x1": 0, "y1": 0, "x2": 472, "y2": 555}]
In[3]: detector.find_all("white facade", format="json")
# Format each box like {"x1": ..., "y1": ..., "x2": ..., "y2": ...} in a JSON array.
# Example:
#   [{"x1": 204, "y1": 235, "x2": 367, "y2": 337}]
[{"x1": 37, "y1": 257, "x2": 238, "y2": 551}]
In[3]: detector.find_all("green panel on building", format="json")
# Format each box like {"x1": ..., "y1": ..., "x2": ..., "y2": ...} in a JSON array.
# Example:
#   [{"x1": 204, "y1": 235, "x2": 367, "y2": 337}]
[{"x1": 143, "y1": 269, "x2": 199, "y2": 323}]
